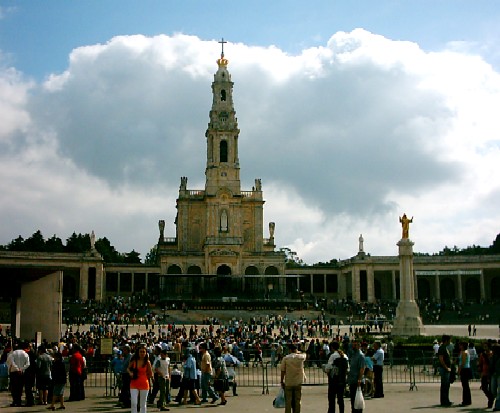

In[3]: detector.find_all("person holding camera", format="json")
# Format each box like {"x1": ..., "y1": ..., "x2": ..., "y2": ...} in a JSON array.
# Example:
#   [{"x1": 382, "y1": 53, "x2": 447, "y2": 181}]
[{"x1": 127, "y1": 344, "x2": 153, "y2": 413}]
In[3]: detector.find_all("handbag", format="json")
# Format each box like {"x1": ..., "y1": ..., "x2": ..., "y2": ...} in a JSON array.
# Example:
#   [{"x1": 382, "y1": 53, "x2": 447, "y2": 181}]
[
  {"x1": 354, "y1": 386, "x2": 365, "y2": 410},
  {"x1": 273, "y1": 387, "x2": 285, "y2": 408}
]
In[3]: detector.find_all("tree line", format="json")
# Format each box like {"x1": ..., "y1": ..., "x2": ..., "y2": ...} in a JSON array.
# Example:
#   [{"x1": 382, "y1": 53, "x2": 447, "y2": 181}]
[
  {"x1": 0, "y1": 230, "x2": 141, "y2": 264},
  {"x1": 1, "y1": 230, "x2": 499, "y2": 266}
]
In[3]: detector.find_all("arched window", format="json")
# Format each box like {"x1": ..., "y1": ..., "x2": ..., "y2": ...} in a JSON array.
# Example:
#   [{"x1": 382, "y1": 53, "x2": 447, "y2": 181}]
[
  {"x1": 417, "y1": 278, "x2": 431, "y2": 300},
  {"x1": 492, "y1": 277, "x2": 500, "y2": 300},
  {"x1": 167, "y1": 265, "x2": 182, "y2": 275},
  {"x1": 245, "y1": 266, "x2": 259, "y2": 275},
  {"x1": 217, "y1": 265, "x2": 231, "y2": 275},
  {"x1": 265, "y1": 266, "x2": 279, "y2": 275},
  {"x1": 221, "y1": 89, "x2": 226, "y2": 101},
  {"x1": 187, "y1": 266, "x2": 202, "y2": 275},
  {"x1": 220, "y1": 140, "x2": 228, "y2": 162},
  {"x1": 440, "y1": 278, "x2": 455, "y2": 300},
  {"x1": 465, "y1": 278, "x2": 480, "y2": 303}
]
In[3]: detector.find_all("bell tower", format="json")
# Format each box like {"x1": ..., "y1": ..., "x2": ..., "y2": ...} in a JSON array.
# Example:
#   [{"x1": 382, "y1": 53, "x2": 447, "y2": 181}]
[
  {"x1": 205, "y1": 38, "x2": 241, "y2": 196},
  {"x1": 157, "y1": 38, "x2": 285, "y2": 282}
]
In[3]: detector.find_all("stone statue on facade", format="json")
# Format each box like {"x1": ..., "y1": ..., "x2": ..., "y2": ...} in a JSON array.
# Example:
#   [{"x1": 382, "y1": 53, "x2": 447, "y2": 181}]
[
  {"x1": 269, "y1": 222, "x2": 275, "y2": 239},
  {"x1": 255, "y1": 178, "x2": 262, "y2": 191},
  {"x1": 358, "y1": 234, "x2": 364, "y2": 252},
  {"x1": 90, "y1": 230, "x2": 96, "y2": 250},
  {"x1": 158, "y1": 220, "x2": 165, "y2": 240},
  {"x1": 180, "y1": 176, "x2": 188, "y2": 191},
  {"x1": 399, "y1": 214, "x2": 413, "y2": 239},
  {"x1": 220, "y1": 210, "x2": 228, "y2": 232}
]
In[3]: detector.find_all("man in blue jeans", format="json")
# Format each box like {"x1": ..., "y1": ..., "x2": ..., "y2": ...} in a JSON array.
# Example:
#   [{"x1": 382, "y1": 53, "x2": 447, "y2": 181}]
[
  {"x1": 199, "y1": 343, "x2": 218, "y2": 403},
  {"x1": 438, "y1": 335, "x2": 453, "y2": 407}
]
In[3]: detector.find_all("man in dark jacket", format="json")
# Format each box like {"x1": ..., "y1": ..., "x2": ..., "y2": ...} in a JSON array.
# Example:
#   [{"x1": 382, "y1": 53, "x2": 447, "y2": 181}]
[
  {"x1": 118, "y1": 345, "x2": 132, "y2": 408},
  {"x1": 325, "y1": 341, "x2": 348, "y2": 413},
  {"x1": 347, "y1": 341, "x2": 366, "y2": 413},
  {"x1": 438, "y1": 335, "x2": 453, "y2": 407}
]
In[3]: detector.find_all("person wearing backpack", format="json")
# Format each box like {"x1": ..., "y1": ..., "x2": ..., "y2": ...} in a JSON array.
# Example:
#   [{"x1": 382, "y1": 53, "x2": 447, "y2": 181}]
[{"x1": 324, "y1": 341, "x2": 348, "y2": 413}]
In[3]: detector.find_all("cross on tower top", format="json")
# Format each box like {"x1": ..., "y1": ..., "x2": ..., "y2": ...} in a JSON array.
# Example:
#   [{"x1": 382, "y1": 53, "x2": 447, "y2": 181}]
[{"x1": 219, "y1": 38, "x2": 227, "y2": 58}]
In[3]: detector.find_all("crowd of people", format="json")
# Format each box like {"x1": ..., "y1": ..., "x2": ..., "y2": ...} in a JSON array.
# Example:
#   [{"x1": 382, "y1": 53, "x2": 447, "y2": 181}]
[
  {"x1": 436, "y1": 334, "x2": 500, "y2": 410},
  {"x1": 0, "y1": 298, "x2": 499, "y2": 413}
]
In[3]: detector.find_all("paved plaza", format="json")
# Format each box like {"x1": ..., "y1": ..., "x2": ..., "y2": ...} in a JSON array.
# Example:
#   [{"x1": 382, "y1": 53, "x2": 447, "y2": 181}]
[{"x1": 0, "y1": 382, "x2": 494, "y2": 413}]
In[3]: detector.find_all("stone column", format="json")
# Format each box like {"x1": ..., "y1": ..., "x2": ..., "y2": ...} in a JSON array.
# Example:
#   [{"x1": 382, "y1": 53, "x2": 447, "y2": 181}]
[
  {"x1": 20, "y1": 271, "x2": 63, "y2": 342},
  {"x1": 145, "y1": 273, "x2": 149, "y2": 292},
  {"x1": 324, "y1": 274, "x2": 327, "y2": 295},
  {"x1": 367, "y1": 267, "x2": 375, "y2": 302},
  {"x1": 480, "y1": 269, "x2": 486, "y2": 300},
  {"x1": 79, "y1": 265, "x2": 88, "y2": 301},
  {"x1": 117, "y1": 272, "x2": 121, "y2": 295},
  {"x1": 392, "y1": 238, "x2": 424, "y2": 336},
  {"x1": 131, "y1": 272, "x2": 135, "y2": 293},
  {"x1": 392, "y1": 270, "x2": 397, "y2": 300},
  {"x1": 435, "y1": 273, "x2": 440, "y2": 300},
  {"x1": 95, "y1": 264, "x2": 104, "y2": 301},
  {"x1": 352, "y1": 268, "x2": 360, "y2": 302},
  {"x1": 339, "y1": 273, "x2": 347, "y2": 299},
  {"x1": 310, "y1": 274, "x2": 314, "y2": 295},
  {"x1": 457, "y1": 272, "x2": 463, "y2": 301},
  {"x1": 14, "y1": 298, "x2": 21, "y2": 339}
]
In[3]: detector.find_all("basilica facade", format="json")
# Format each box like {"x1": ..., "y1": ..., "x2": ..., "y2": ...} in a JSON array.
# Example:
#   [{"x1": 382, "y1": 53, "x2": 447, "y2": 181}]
[{"x1": 154, "y1": 49, "x2": 286, "y2": 300}]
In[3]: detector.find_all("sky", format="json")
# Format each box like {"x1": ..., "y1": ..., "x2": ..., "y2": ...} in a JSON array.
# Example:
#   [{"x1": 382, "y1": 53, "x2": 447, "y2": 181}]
[{"x1": 1, "y1": 1, "x2": 500, "y2": 264}]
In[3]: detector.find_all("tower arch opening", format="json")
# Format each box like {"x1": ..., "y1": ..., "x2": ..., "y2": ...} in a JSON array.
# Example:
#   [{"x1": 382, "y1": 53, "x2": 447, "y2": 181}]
[{"x1": 220, "y1": 140, "x2": 228, "y2": 162}]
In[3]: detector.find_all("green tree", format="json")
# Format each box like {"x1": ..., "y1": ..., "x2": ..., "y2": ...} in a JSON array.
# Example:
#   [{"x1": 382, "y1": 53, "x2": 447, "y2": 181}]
[
  {"x1": 144, "y1": 246, "x2": 158, "y2": 265},
  {"x1": 65, "y1": 232, "x2": 90, "y2": 253},
  {"x1": 491, "y1": 233, "x2": 500, "y2": 253},
  {"x1": 280, "y1": 247, "x2": 305, "y2": 268},
  {"x1": 46, "y1": 235, "x2": 65, "y2": 252},
  {"x1": 95, "y1": 237, "x2": 121, "y2": 262},
  {"x1": 124, "y1": 250, "x2": 141, "y2": 264},
  {"x1": 24, "y1": 230, "x2": 46, "y2": 252},
  {"x1": 7, "y1": 235, "x2": 26, "y2": 251}
]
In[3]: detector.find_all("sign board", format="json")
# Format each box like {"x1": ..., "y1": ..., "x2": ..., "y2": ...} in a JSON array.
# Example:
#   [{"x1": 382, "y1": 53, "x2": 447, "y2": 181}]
[
  {"x1": 100, "y1": 338, "x2": 113, "y2": 355},
  {"x1": 35, "y1": 332, "x2": 42, "y2": 348}
]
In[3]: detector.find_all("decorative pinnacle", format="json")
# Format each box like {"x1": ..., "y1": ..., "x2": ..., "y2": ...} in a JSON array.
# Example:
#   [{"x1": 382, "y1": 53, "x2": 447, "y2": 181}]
[{"x1": 217, "y1": 37, "x2": 229, "y2": 67}]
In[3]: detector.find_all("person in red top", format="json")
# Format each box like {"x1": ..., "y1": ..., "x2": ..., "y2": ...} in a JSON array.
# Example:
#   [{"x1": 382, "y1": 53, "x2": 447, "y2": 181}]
[
  {"x1": 127, "y1": 344, "x2": 153, "y2": 413},
  {"x1": 68, "y1": 344, "x2": 85, "y2": 401},
  {"x1": 478, "y1": 341, "x2": 494, "y2": 408}
]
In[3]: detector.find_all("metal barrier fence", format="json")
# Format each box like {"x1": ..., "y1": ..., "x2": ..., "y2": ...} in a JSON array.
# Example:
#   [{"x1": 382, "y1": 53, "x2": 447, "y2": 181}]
[{"x1": 83, "y1": 354, "x2": 477, "y2": 396}]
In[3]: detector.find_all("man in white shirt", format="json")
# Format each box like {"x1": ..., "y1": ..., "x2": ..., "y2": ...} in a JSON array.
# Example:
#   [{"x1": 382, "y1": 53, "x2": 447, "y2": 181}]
[
  {"x1": 155, "y1": 349, "x2": 171, "y2": 411},
  {"x1": 372, "y1": 341, "x2": 385, "y2": 398},
  {"x1": 6, "y1": 341, "x2": 30, "y2": 407},
  {"x1": 432, "y1": 340, "x2": 440, "y2": 375}
]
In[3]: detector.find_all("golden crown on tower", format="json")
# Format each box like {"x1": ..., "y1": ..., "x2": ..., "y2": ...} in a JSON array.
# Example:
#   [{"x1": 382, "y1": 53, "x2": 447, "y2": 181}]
[{"x1": 217, "y1": 56, "x2": 229, "y2": 67}]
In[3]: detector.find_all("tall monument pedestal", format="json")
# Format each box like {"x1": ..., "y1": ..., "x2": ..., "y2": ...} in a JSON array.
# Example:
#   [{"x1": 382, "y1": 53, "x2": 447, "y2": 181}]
[
  {"x1": 392, "y1": 300, "x2": 424, "y2": 336},
  {"x1": 391, "y1": 238, "x2": 424, "y2": 337}
]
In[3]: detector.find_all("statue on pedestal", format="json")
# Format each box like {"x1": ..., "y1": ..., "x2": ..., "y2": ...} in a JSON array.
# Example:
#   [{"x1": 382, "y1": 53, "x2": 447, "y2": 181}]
[
  {"x1": 158, "y1": 220, "x2": 165, "y2": 240},
  {"x1": 90, "y1": 230, "x2": 96, "y2": 250},
  {"x1": 358, "y1": 234, "x2": 364, "y2": 253},
  {"x1": 399, "y1": 213, "x2": 413, "y2": 239},
  {"x1": 269, "y1": 222, "x2": 275, "y2": 238}
]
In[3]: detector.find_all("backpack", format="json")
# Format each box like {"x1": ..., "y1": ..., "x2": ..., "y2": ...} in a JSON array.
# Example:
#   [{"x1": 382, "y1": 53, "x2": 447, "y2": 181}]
[{"x1": 331, "y1": 356, "x2": 348, "y2": 383}]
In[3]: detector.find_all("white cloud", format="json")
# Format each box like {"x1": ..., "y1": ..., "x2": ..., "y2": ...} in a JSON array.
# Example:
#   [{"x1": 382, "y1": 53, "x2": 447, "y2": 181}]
[
  {"x1": 1, "y1": 30, "x2": 500, "y2": 263},
  {"x1": 0, "y1": 66, "x2": 32, "y2": 142}
]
